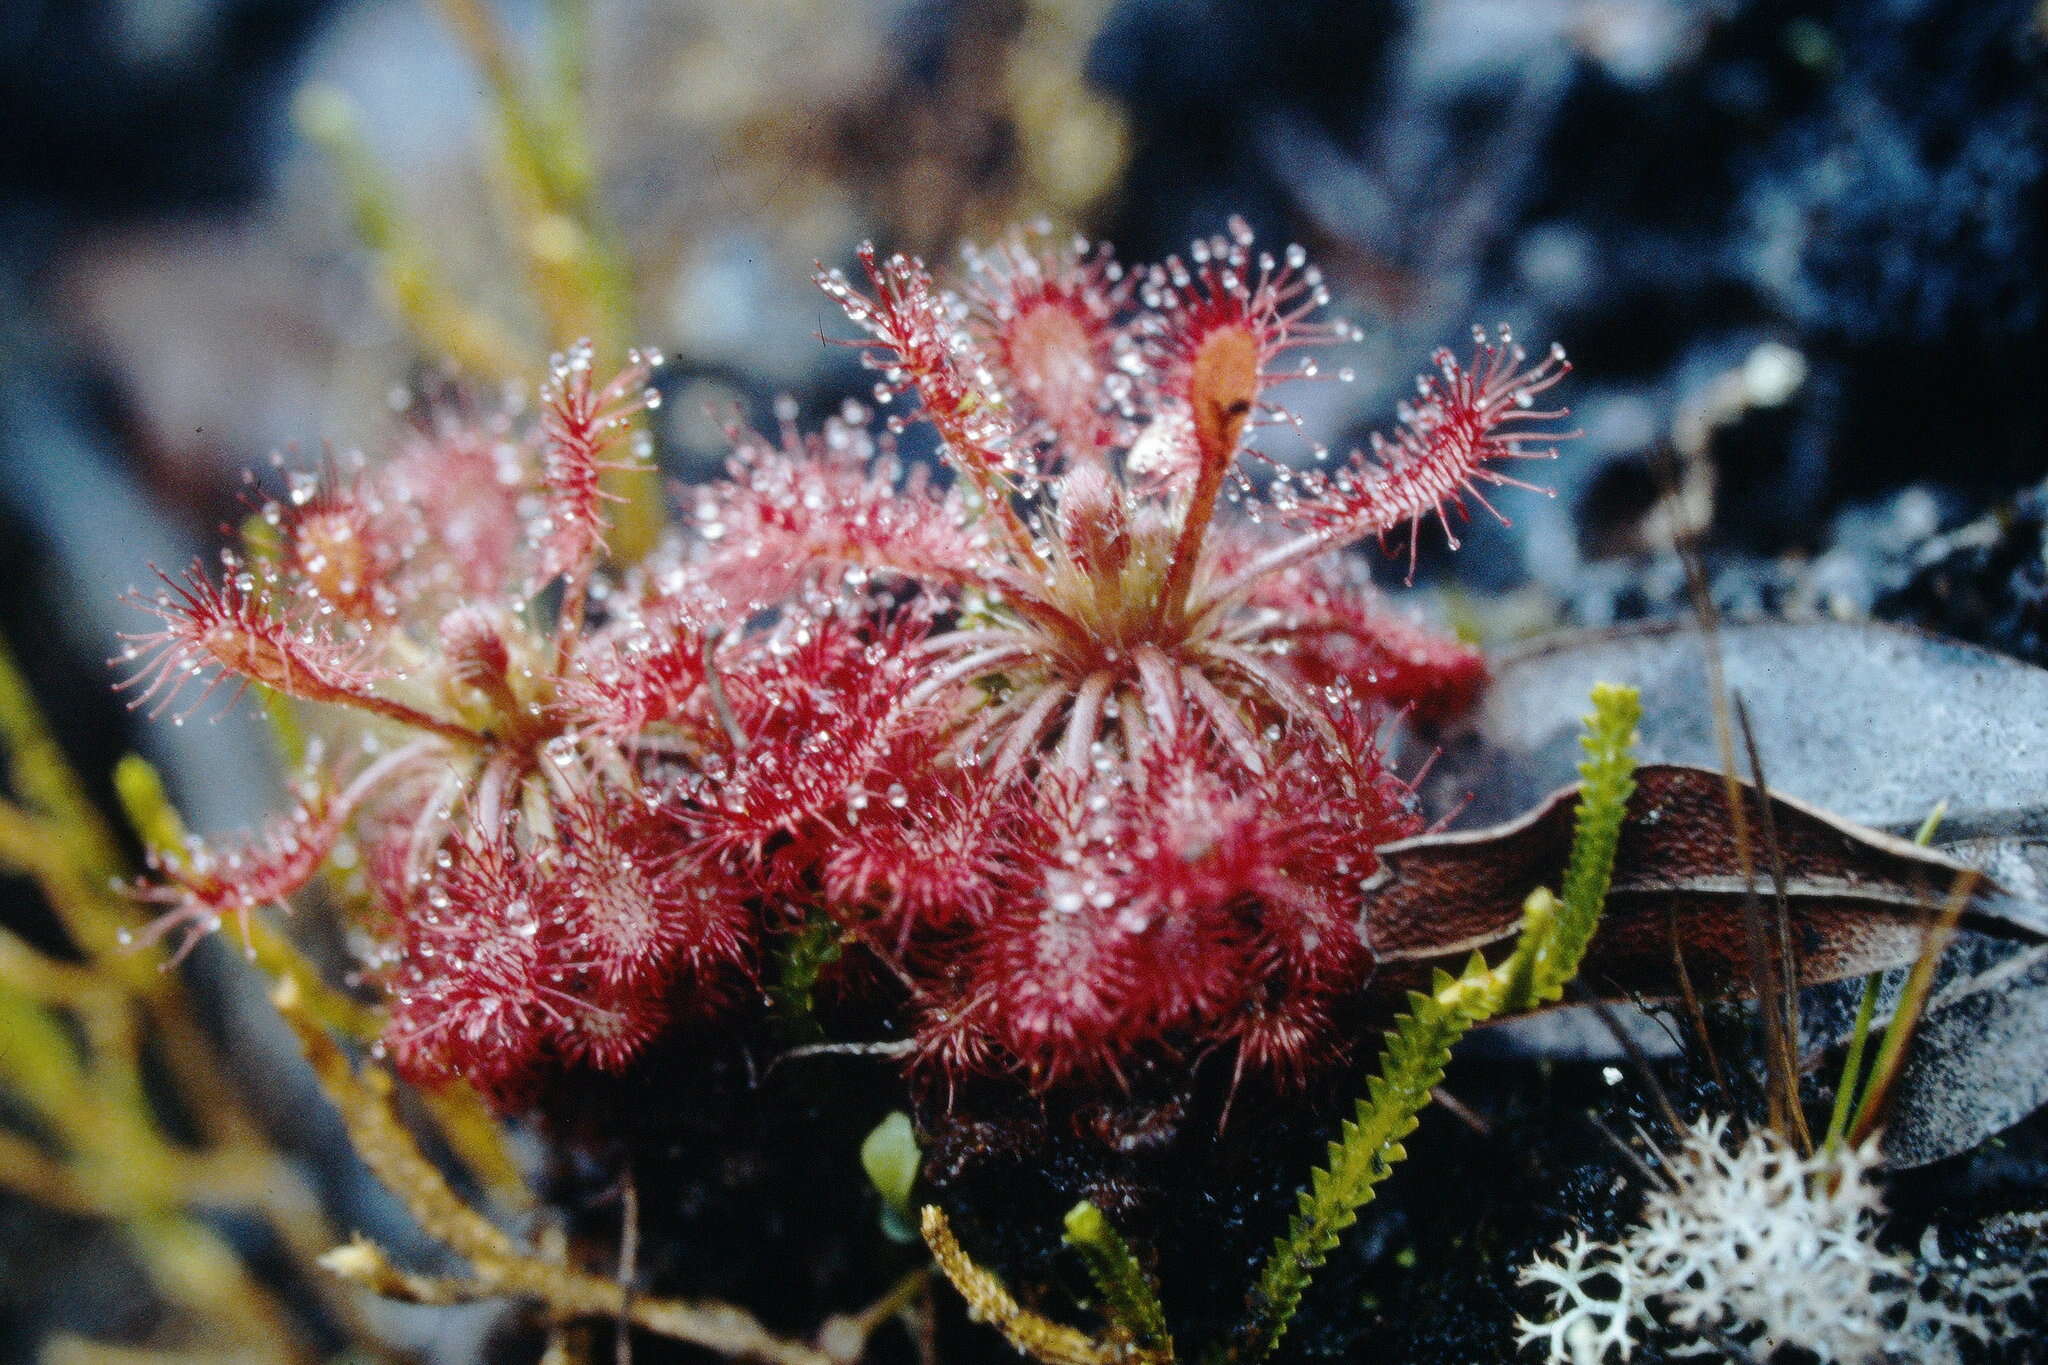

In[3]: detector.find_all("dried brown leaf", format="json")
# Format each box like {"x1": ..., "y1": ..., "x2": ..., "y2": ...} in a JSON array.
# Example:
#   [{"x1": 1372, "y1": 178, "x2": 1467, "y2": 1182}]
[{"x1": 1363, "y1": 764, "x2": 2036, "y2": 1000}]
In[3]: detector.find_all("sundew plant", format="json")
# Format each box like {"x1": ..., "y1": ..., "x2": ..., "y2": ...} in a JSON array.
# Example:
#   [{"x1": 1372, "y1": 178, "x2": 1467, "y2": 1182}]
[{"x1": 119, "y1": 220, "x2": 1570, "y2": 1107}]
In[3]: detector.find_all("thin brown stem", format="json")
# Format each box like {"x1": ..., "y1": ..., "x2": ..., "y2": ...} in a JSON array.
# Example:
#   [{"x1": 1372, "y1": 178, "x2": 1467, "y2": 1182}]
[
  {"x1": 1157, "y1": 431, "x2": 1234, "y2": 626},
  {"x1": 814, "y1": 1269, "x2": 931, "y2": 1365},
  {"x1": 1664, "y1": 905, "x2": 1726, "y2": 1093},
  {"x1": 350, "y1": 692, "x2": 491, "y2": 747},
  {"x1": 280, "y1": 980, "x2": 832, "y2": 1365},
  {"x1": 1735, "y1": 694, "x2": 1809, "y2": 1151},
  {"x1": 1672, "y1": 475, "x2": 1804, "y2": 1150}
]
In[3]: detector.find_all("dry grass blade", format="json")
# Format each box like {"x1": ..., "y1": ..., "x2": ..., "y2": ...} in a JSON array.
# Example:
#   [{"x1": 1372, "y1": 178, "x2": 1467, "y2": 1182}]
[
  {"x1": 1847, "y1": 868, "x2": 1981, "y2": 1150},
  {"x1": 1665, "y1": 902, "x2": 1726, "y2": 1091},
  {"x1": 1823, "y1": 802, "x2": 1948, "y2": 1157},
  {"x1": 1733, "y1": 693, "x2": 1811, "y2": 1153},
  {"x1": 1668, "y1": 493, "x2": 1805, "y2": 1150}
]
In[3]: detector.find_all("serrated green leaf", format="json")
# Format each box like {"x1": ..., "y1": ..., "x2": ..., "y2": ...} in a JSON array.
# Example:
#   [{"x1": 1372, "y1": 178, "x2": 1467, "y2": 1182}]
[
  {"x1": 1062, "y1": 1200, "x2": 1176, "y2": 1359},
  {"x1": 1233, "y1": 684, "x2": 1640, "y2": 1361}
]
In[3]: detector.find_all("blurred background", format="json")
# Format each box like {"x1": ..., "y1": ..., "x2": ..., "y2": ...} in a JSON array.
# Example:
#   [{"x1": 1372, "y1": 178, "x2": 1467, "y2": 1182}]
[{"x1": 0, "y1": 0, "x2": 2043, "y2": 1357}]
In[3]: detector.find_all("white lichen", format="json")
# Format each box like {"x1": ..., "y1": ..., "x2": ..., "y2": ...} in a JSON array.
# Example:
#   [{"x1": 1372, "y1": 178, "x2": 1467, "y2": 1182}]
[{"x1": 1514, "y1": 1116, "x2": 2034, "y2": 1364}]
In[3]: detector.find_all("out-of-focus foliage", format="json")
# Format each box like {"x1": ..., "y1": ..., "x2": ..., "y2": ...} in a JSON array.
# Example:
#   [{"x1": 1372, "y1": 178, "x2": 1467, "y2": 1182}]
[
  {"x1": 5, "y1": 2, "x2": 2047, "y2": 1361},
  {"x1": 0, "y1": 637, "x2": 350, "y2": 1360},
  {"x1": 58, "y1": 0, "x2": 1131, "y2": 508}
]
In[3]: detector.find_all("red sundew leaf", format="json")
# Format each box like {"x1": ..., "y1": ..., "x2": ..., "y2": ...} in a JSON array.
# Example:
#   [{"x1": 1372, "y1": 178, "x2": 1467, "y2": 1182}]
[
  {"x1": 384, "y1": 827, "x2": 561, "y2": 1097},
  {"x1": 129, "y1": 740, "x2": 435, "y2": 958},
  {"x1": 117, "y1": 560, "x2": 391, "y2": 719},
  {"x1": 961, "y1": 227, "x2": 1131, "y2": 462},
  {"x1": 118, "y1": 561, "x2": 483, "y2": 744},
  {"x1": 970, "y1": 893, "x2": 1148, "y2": 1083},
  {"x1": 130, "y1": 783, "x2": 351, "y2": 957},
  {"x1": 550, "y1": 980, "x2": 673, "y2": 1075},
  {"x1": 1228, "y1": 992, "x2": 1344, "y2": 1088},
  {"x1": 1126, "y1": 741, "x2": 1264, "y2": 897},
  {"x1": 379, "y1": 419, "x2": 530, "y2": 601},
  {"x1": 1283, "y1": 327, "x2": 1571, "y2": 578},
  {"x1": 946, "y1": 772, "x2": 1148, "y2": 1082},
  {"x1": 913, "y1": 989, "x2": 1011, "y2": 1083},
  {"x1": 821, "y1": 762, "x2": 1021, "y2": 941},
  {"x1": 551, "y1": 787, "x2": 753, "y2": 994},
  {"x1": 920, "y1": 706, "x2": 1420, "y2": 1089},
  {"x1": 358, "y1": 810, "x2": 420, "y2": 926},
  {"x1": 435, "y1": 603, "x2": 516, "y2": 698},
  {"x1": 382, "y1": 800, "x2": 734, "y2": 1101},
  {"x1": 816, "y1": 245, "x2": 1023, "y2": 494},
  {"x1": 1133, "y1": 719, "x2": 1402, "y2": 1041},
  {"x1": 278, "y1": 457, "x2": 398, "y2": 622},
  {"x1": 556, "y1": 603, "x2": 713, "y2": 737},
  {"x1": 1100, "y1": 915, "x2": 1252, "y2": 1056},
  {"x1": 1047, "y1": 461, "x2": 1135, "y2": 582},
  {"x1": 536, "y1": 342, "x2": 658, "y2": 584},
  {"x1": 1132, "y1": 218, "x2": 1352, "y2": 488},
  {"x1": 685, "y1": 412, "x2": 984, "y2": 609},
  {"x1": 678, "y1": 602, "x2": 940, "y2": 868},
  {"x1": 959, "y1": 856, "x2": 1258, "y2": 1088},
  {"x1": 1269, "y1": 687, "x2": 1427, "y2": 846},
  {"x1": 1243, "y1": 553, "x2": 1486, "y2": 722}
]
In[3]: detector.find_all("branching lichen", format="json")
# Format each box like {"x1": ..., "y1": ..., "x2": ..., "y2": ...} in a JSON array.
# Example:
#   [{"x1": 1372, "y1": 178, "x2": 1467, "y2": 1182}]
[{"x1": 1515, "y1": 1117, "x2": 2041, "y2": 1364}]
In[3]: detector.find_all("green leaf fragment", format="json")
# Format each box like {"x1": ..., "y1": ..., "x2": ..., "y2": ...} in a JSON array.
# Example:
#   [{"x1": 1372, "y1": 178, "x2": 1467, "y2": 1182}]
[
  {"x1": 114, "y1": 752, "x2": 190, "y2": 863},
  {"x1": 769, "y1": 913, "x2": 844, "y2": 1044},
  {"x1": 862, "y1": 1111, "x2": 921, "y2": 1245}
]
